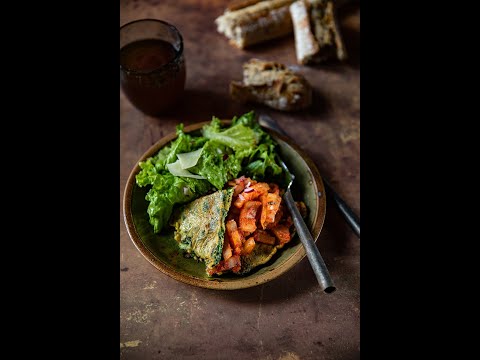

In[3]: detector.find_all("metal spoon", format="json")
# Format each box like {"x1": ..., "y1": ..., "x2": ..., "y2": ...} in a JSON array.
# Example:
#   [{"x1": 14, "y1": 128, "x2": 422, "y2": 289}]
[{"x1": 277, "y1": 156, "x2": 336, "y2": 294}]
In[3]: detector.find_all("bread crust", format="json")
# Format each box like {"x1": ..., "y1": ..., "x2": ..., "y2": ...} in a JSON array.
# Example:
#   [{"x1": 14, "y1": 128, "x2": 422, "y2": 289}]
[
  {"x1": 215, "y1": 0, "x2": 295, "y2": 49},
  {"x1": 230, "y1": 59, "x2": 312, "y2": 111},
  {"x1": 290, "y1": 0, "x2": 347, "y2": 64},
  {"x1": 290, "y1": 0, "x2": 320, "y2": 64},
  {"x1": 309, "y1": 0, "x2": 347, "y2": 61}
]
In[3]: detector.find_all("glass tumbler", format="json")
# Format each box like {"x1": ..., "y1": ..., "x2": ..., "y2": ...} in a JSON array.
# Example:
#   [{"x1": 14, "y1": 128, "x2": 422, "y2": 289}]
[{"x1": 120, "y1": 19, "x2": 186, "y2": 116}]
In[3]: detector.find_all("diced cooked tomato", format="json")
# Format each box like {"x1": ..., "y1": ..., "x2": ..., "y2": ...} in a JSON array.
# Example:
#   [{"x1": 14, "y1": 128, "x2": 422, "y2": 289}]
[
  {"x1": 226, "y1": 205, "x2": 241, "y2": 222},
  {"x1": 230, "y1": 176, "x2": 256, "y2": 197},
  {"x1": 226, "y1": 219, "x2": 244, "y2": 255},
  {"x1": 215, "y1": 176, "x2": 300, "y2": 275},
  {"x1": 260, "y1": 192, "x2": 282, "y2": 229},
  {"x1": 233, "y1": 184, "x2": 245, "y2": 197},
  {"x1": 269, "y1": 183, "x2": 280, "y2": 194},
  {"x1": 266, "y1": 205, "x2": 283, "y2": 229},
  {"x1": 222, "y1": 237, "x2": 232, "y2": 260},
  {"x1": 226, "y1": 254, "x2": 241, "y2": 273},
  {"x1": 208, "y1": 254, "x2": 241, "y2": 275},
  {"x1": 232, "y1": 176, "x2": 246, "y2": 196},
  {"x1": 234, "y1": 176, "x2": 253, "y2": 185},
  {"x1": 242, "y1": 237, "x2": 256, "y2": 255},
  {"x1": 251, "y1": 182, "x2": 270, "y2": 194},
  {"x1": 271, "y1": 225, "x2": 291, "y2": 245},
  {"x1": 260, "y1": 195, "x2": 266, "y2": 229},
  {"x1": 239, "y1": 201, "x2": 262, "y2": 235},
  {"x1": 233, "y1": 182, "x2": 270, "y2": 208},
  {"x1": 253, "y1": 229, "x2": 276, "y2": 245}
]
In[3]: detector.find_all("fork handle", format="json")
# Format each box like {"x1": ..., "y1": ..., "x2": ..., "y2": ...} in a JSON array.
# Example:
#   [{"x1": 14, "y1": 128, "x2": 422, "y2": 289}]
[
  {"x1": 258, "y1": 114, "x2": 360, "y2": 239},
  {"x1": 284, "y1": 189, "x2": 336, "y2": 293},
  {"x1": 322, "y1": 179, "x2": 360, "y2": 238}
]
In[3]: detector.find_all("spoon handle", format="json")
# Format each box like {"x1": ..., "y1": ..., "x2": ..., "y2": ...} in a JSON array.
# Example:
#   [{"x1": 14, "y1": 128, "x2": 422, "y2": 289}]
[{"x1": 284, "y1": 189, "x2": 336, "y2": 293}]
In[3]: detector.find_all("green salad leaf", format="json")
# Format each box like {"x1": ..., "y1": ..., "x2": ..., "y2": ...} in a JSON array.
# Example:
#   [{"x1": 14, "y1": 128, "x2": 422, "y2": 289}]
[
  {"x1": 202, "y1": 116, "x2": 260, "y2": 151},
  {"x1": 136, "y1": 111, "x2": 283, "y2": 233},
  {"x1": 143, "y1": 174, "x2": 211, "y2": 233},
  {"x1": 245, "y1": 142, "x2": 282, "y2": 179},
  {"x1": 190, "y1": 141, "x2": 228, "y2": 190}
]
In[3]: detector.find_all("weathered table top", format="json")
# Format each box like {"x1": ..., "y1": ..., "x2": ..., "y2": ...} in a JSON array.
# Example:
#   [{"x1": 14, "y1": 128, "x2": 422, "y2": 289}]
[{"x1": 120, "y1": 0, "x2": 360, "y2": 358}]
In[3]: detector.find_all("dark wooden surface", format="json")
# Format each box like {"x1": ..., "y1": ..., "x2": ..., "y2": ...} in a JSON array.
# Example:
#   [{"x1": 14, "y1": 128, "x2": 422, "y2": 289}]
[{"x1": 120, "y1": 0, "x2": 360, "y2": 358}]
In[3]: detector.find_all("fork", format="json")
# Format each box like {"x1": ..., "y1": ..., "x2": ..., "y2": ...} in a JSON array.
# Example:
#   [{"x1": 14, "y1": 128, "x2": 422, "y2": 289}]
[
  {"x1": 259, "y1": 114, "x2": 360, "y2": 238},
  {"x1": 278, "y1": 156, "x2": 336, "y2": 293}
]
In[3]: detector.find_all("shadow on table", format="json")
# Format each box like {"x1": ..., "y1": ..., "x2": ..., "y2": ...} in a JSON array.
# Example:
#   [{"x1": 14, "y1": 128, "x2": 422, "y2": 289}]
[
  {"x1": 340, "y1": 29, "x2": 360, "y2": 70},
  {"x1": 338, "y1": 0, "x2": 360, "y2": 69},
  {"x1": 201, "y1": 199, "x2": 355, "y2": 304},
  {"x1": 243, "y1": 35, "x2": 295, "y2": 56},
  {"x1": 161, "y1": 89, "x2": 250, "y2": 123},
  {"x1": 165, "y1": 88, "x2": 332, "y2": 123}
]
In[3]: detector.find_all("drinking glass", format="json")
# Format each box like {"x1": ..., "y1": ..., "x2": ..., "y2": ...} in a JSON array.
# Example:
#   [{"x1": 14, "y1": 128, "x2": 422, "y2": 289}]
[{"x1": 120, "y1": 19, "x2": 186, "y2": 116}]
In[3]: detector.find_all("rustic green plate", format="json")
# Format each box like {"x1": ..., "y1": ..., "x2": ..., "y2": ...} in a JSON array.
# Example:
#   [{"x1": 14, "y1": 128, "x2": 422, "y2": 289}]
[{"x1": 123, "y1": 121, "x2": 326, "y2": 290}]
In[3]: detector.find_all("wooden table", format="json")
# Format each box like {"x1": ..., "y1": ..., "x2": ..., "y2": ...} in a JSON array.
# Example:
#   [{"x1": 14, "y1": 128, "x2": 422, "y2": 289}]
[{"x1": 120, "y1": 1, "x2": 360, "y2": 358}]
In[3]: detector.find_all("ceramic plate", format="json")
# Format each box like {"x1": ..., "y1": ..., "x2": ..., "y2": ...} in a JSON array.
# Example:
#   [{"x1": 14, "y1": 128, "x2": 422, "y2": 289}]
[{"x1": 123, "y1": 121, "x2": 326, "y2": 290}]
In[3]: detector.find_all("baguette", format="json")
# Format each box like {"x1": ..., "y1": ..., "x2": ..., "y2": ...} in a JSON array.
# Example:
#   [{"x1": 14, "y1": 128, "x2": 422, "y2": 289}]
[
  {"x1": 289, "y1": 0, "x2": 319, "y2": 65},
  {"x1": 309, "y1": 0, "x2": 347, "y2": 61},
  {"x1": 215, "y1": 0, "x2": 295, "y2": 49},
  {"x1": 290, "y1": 0, "x2": 347, "y2": 64},
  {"x1": 230, "y1": 58, "x2": 312, "y2": 111}
]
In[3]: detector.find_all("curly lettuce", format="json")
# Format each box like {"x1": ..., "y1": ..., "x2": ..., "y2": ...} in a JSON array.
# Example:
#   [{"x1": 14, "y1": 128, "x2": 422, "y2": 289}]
[{"x1": 136, "y1": 111, "x2": 283, "y2": 233}]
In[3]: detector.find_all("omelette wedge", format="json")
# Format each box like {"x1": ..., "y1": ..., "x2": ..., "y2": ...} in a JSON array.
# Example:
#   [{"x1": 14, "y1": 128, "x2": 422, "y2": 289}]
[{"x1": 172, "y1": 189, "x2": 234, "y2": 272}]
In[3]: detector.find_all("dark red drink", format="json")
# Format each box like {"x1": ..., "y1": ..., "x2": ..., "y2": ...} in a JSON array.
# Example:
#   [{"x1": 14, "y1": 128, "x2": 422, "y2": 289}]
[
  {"x1": 120, "y1": 21, "x2": 186, "y2": 116},
  {"x1": 121, "y1": 39, "x2": 176, "y2": 72}
]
